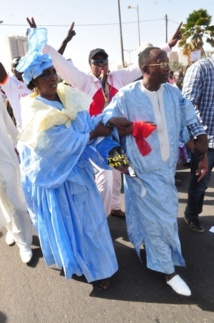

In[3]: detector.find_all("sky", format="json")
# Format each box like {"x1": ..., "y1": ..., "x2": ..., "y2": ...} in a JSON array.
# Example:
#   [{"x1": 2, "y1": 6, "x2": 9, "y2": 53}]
[{"x1": 0, "y1": 0, "x2": 214, "y2": 72}]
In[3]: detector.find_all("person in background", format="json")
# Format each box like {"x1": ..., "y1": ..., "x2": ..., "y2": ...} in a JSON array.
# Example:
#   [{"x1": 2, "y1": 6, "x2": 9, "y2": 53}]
[
  {"x1": 26, "y1": 18, "x2": 183, "y2": 219},
  {"x1": 173, "y1": 69, "x2": 183, "y2": 90},
  {"x1": 16, "y1": 28, "x2": 118, "y2": 289},
  {"x1": 182, "y1": 56, "x2": 214, "y2": 232},
  {"x1": 168, "y1": 70, "x2": 176, "y2": 85},
  {"x1": 101, "y1": 47, "x2": 208, "y2": 296},
  {"x1": 171, "y1": 68, "x2": 191, "y2": 170},
  {"x1": 0, "y1": 94, "x2": 32, "y2": 263},
  {"x1": 0, "y1": 57, "x2": 31, "y2": 130}
]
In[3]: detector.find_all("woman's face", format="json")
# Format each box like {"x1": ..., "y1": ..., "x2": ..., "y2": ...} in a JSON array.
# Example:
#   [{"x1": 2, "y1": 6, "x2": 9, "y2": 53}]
[{"x1": 33, "y1": 66, "x2": 59, "y2": 99}]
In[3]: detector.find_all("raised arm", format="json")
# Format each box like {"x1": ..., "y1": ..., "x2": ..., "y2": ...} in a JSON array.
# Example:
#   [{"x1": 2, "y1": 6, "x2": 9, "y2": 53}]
[
  {"x1": 26, "y1": 18, "x2": 93, "y2": 92},
  {"x1": 167, "y1": 22, "x2": 182, "y2": 49},
  {"x1": 26, "y1": 17, "x2": 37, "y2": 28},
  {"x1": 27, "y1": 18, "x2": 76, "y2": 55},
  {"x1": 58, "y1": 22, "x2": 76, "y2": 55}
]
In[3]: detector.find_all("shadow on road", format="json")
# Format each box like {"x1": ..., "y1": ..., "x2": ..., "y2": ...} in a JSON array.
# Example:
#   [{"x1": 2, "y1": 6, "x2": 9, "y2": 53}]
[
  {"x1": 88, "y1": 215, "x2": 214, "y2": 313},
  {"x1": 0, "y1": 312, "x2": 7, "y2": 323},
  {"x1": 89, "y1": 167, "x2": 214, "y2": 312}
]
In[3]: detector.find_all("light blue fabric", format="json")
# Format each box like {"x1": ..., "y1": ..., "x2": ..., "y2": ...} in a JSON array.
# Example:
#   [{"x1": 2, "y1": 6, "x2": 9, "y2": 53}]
[
  {"x1": 20, "y1": 98, "x2": 118, "y2": 281},
  {"x1": 16, "y1": 28, "x2": 52, "y2": 84},
  {"x1": 103, "y1": 81, "x2": 205, "y2": 274}
]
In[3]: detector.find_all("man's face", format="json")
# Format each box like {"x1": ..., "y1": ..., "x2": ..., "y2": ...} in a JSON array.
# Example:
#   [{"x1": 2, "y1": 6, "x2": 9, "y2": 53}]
[
  {"x1": 144, "y1": 49, "x2": 171, "y2": 85},
  {"x1": 90, "y1": 54, "x2": 109, "y2": 78}
]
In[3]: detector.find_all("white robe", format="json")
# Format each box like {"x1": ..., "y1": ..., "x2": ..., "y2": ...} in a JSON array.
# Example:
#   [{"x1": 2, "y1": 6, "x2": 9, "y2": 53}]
[{"x1": 0, "y1": 95, "x2": 32, "y2": 247}]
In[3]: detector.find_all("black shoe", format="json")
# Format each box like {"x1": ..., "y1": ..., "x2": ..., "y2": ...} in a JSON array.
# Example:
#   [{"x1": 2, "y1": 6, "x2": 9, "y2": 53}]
[
  {"x1": 110, "y1": 209, "x2": 125, "y2": 219},
  {"x1": 184, "y1": 215, "x2": 204, "y2": 232}
]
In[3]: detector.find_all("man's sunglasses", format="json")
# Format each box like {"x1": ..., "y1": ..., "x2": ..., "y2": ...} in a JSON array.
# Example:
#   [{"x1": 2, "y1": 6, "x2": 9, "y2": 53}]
[{"x1": 91, "y1": 58, "x2": 108, "y2": 66}]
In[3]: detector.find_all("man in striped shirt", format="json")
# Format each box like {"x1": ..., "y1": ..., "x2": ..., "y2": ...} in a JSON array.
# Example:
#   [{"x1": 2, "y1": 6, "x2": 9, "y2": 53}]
[{"x1": 182, "y1": 57, "x2": 214, "y2": 232}]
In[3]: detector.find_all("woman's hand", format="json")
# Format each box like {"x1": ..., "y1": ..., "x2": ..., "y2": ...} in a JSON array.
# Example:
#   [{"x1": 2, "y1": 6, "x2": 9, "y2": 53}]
[{"x1": 89, "y1": 121, "x2": 112, "y2": 140}]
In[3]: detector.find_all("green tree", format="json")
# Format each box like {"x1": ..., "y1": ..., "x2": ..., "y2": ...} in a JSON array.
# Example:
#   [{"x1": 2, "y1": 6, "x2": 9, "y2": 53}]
[{"x1": 178, "y1": 9, "x2": 214, "y2": 61}]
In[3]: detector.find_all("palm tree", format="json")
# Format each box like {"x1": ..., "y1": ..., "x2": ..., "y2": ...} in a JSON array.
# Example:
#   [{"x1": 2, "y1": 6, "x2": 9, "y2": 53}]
[{"x1": 178, "y1": 9, "x2": 214, "y2": 62}]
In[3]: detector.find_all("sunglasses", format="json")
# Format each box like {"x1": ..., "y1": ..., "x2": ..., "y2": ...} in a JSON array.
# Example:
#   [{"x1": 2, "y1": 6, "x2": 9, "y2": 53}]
[
  {"x1": 148, "y1": 62, "x2": 173, "y2": 69},
  {"x1": 91, "y1": 58, "x2": 108, "y2": 66}
]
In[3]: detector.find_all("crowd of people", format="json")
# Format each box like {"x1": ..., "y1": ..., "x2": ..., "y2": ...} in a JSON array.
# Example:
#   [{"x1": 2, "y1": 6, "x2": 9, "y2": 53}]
[{"x1": 0, "y1": 17, "x2": 212, "y2": 297}]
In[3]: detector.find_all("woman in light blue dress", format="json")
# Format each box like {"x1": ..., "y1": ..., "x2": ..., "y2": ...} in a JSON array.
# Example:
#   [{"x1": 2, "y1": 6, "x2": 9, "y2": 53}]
[{"x1": 16, "y1": 30, "x2": 118, "y2": 288}]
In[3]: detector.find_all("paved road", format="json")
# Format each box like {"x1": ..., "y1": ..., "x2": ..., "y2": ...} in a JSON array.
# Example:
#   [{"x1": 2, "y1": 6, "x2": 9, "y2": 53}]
[{"x1": 1, "y1": 167, "x2": 214, "y2": 323}]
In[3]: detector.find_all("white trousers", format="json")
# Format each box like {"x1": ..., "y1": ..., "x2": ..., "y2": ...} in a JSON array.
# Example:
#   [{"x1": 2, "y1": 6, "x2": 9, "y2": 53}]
[
  {"x1": 95, "y1": 168, "x2": 122, "y2": 215},
  {"x1": 5, "y1": 210, "x2": 32, "y2": 249},
  {"x1": 0, "y1": 177, "x2": 32, "y2": 249}
]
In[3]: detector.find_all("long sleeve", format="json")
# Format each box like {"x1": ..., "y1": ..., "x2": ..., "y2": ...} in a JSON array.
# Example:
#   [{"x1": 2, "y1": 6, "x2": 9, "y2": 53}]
[
  {"x1": 43, "y1": 44, "x2": 96, "y2": 93},
  {"x1": 182, "y1": 63, "x2": 204, "y2": 107},
  {"x1": 43, "y1": 44, "x2": 142, "y2": 90},
  {"x1": 2, "y1": 99, "x2": 19, "y2": 147}
]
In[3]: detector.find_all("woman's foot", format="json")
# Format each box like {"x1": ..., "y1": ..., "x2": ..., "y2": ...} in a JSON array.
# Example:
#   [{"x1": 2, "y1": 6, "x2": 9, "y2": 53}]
[{"x1": 97, "y1": 279, "x2": 110, "y2": 290}]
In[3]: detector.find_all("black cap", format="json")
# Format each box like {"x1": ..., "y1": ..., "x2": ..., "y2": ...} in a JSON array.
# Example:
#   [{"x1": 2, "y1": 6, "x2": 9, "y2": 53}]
[
  {"x1": 11, "y1": 56, "x2": 21, "y2": 69},
  {"x1": 89, "y1": 48, "x2": 108, "y2": 62}
]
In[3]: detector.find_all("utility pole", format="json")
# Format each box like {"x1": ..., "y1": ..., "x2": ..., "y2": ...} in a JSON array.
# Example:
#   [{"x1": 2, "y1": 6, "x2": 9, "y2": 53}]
[
  {"x1": 118, "y1": 0, "x2": 125, "y2": 67},
  {"x1": 127, "y1": 4, "x2": 141, "y2": 46},
  {"x1": 165, "y1": 14, "x2": 168, "y2": 43}
]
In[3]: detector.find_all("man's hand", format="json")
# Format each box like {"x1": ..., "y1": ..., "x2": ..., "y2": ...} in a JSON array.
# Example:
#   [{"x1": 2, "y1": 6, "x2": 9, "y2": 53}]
[
  {"x1": 64, "y1": 22, "x2": 76, "y2": 43},
  {"x1": 107, "y1": 117, "x2": 133, "y2": 129},
  {"x1": 118, "y1": 124, "x2": 134, "y2": 136},
  {"x1": 193, "y1": 134, "x2": 208, "y2": 159},
  {"x1": 90, "y1": 121, "x2": 112, "y2": 140},
  {"x1": 168, "y1": 22, "x2": 182, "y2": 48},
  {"x1": 196, "y1": 154, "x2": 208, "y2": 182},
  {"x1": 107, "y1": 117, "x2": 133, "y2": 136}
]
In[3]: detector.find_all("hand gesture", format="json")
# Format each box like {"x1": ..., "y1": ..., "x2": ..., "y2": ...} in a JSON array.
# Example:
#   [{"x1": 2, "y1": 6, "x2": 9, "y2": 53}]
[
  {"x1": 58, "y1": 22, "x2": 76, "y2": 55},
  {"x1": 168, "y1": 22, "x2": 182, "y2": 48},
  {"x1": 26, "y1": 17, "x2": 37, "y2": 28},
  {"x1": 64, "y1": 22, "x2": 76, "y2": 42}
]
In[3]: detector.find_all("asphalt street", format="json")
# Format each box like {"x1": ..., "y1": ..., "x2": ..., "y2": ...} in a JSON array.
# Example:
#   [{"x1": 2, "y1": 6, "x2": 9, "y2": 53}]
[{"x1": 1, "y1": 166, "x2": 214, "y2": 323}]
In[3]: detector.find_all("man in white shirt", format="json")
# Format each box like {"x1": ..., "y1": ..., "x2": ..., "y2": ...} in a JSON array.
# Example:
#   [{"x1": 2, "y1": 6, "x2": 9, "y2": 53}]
[{"x1": 0, "y1": 57, "x2": 31, "y2": 131}]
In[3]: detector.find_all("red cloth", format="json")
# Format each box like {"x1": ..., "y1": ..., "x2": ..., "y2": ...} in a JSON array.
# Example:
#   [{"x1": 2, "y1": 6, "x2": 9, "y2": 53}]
[
  {"x1": 132, "y1": 121, "x2": 157, "y2": 156},
  {"x1": 89, "y1": 87, "x2": 118, "y2": 116}
]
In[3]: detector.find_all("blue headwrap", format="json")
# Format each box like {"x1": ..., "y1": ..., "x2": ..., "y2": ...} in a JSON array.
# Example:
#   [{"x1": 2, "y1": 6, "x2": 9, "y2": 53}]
[{"x1": 16, "y1": 28, "x2": 53, "y2": 85}]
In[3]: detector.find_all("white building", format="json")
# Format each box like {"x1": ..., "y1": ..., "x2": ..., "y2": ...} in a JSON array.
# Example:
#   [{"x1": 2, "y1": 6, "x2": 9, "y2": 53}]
[
  {"x1": 0, "y1": 35, "x2": 28, "y2": 72},
  {"x1": 168, "y1": 49, "x2": 188, "y2": 66}
]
